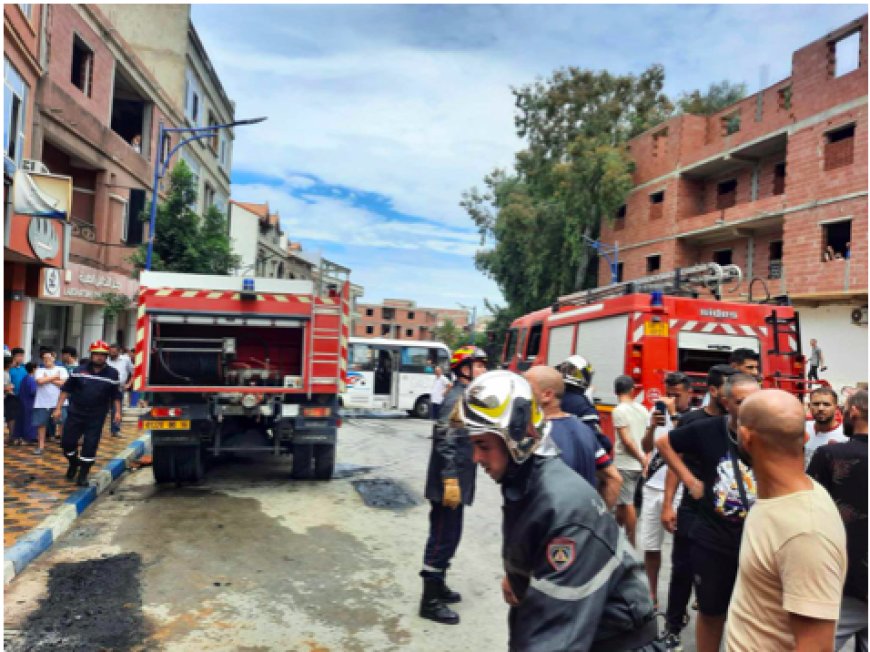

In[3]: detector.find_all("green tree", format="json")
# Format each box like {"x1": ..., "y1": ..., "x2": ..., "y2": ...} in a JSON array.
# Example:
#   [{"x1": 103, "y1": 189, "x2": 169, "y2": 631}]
[
  {"x1": 463, "y1": 65, "x2": 671, "y2": 315},
  {"x1": 131, "y1": 161, "x2": 240, "y2": 274},
  {"x1": 432, "y1": 318, "x2": 467, "y2": 351},
  {"x1": 676, "y1": 80, "x2": 747, "y2": 116}
]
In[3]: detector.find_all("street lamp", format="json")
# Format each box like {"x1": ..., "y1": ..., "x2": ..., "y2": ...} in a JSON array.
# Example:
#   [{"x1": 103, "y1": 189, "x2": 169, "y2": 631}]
[
  {"x1": 582, "y1": 235, "x2": 620, "y2": 285},
  {"x1": 456, "y1": 302, "x2": 477, "y2": 339},
  {"x1": 145, "y1": 116, "x2": 267, "y2": 270}
]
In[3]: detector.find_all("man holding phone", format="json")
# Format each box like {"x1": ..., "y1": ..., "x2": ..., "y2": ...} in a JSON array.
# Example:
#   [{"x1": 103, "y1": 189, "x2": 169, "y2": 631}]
[{"x1": 639, "y1": 372, "x2": 692, "y2": 610}]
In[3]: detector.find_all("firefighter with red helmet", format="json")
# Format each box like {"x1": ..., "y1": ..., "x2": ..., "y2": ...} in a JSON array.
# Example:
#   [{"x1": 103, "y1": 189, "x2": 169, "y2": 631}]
[
  {"x1": 52, "y1": 340, "x2": 122, "y2": 486},
  {"x1": 419, "y1": 345, "x2": 488, "y2": 625}
]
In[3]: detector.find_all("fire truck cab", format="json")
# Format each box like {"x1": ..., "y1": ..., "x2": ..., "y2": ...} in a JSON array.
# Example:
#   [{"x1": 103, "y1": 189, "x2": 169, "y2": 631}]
[
  {"x1": 504, "y1": 264, "x2": 807, "y2": 440},
  {"x1": 134, "y1": 271, "x2": 349, "y2": 484}
]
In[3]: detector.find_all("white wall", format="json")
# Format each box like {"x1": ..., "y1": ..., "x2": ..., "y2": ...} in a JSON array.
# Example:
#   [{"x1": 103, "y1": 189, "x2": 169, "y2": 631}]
[
  {"x1": 797, "y1": 303, "x2": 868, "y2": 392},
  {"x1": 229, "y1": 204, "x2": 258, "y2": 275}
]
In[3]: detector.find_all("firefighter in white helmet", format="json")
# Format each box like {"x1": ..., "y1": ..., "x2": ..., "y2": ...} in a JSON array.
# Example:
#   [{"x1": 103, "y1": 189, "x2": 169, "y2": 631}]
[{"x1": 462, "y1": 370, "x2": 660, "y2": 651}]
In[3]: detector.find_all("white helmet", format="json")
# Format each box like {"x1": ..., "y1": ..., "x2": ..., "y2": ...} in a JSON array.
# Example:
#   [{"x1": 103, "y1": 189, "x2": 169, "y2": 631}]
[
  {"x1": 460, "y1": 370, "x2": 545, "y2": 464},
  {"x1": 557, "y1": 355, "x2": 594, "y2": 390}
]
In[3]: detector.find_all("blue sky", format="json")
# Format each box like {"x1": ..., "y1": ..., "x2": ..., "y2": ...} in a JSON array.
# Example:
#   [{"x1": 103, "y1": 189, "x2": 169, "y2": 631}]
[{"x1": 192, "y1": 4, "x2": 865, "y2": 315}]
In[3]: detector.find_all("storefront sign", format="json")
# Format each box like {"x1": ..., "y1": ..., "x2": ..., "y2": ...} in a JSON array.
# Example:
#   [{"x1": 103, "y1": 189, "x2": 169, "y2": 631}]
[
  {"x1": 28, "y1": 217, "x2": 61, "y2": 260},
  {"x1": 38, "y1": 262, "x2": 139, "y2": 304}
]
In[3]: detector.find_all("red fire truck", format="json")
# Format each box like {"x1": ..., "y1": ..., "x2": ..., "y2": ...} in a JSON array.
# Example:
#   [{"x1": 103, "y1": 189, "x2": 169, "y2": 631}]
[
  {"x1": 133, "y1": 271, "x2": 349, "y2": 483},
  {"x1": 503, "y1": 264, "x2": 810, "y2": 438}
]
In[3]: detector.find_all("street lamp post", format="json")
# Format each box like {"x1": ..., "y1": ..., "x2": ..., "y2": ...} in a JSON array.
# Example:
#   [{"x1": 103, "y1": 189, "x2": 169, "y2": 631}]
[
  {"x1": 582, "y1": 235, "x2": 620, "y2": 285},
  {"x1": 457, "y1": 302, "x2": 477, "y2": 341},
  {"x1": 145, "y1": 116, "x2": 267, "y2": 271}
]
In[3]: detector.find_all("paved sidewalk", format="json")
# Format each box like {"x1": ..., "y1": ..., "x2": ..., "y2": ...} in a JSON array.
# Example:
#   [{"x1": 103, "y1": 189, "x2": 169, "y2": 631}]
[{"x1": 4, "y1": 421, "x2": 143, "y2": 549}]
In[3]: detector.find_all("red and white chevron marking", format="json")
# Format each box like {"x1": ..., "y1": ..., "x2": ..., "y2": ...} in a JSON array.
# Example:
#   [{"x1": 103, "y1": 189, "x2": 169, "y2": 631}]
[
  {"x1": 133, "y1": 295, "x2": 148, "y2": 391},
  {"x1": 138, "y1": 287, "x2": 335, "y2": 304},
  {"x1": 667, "y1": 319, "x2": 770, "y2": 338}
]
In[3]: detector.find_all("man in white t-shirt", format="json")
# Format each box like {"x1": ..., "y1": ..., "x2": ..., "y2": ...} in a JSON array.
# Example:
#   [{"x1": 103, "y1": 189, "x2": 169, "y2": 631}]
[
  {"x1": 106, "y1": 343, "x2": 134, "y2": 437},
  {"x1": 639, "y1": 372, "x2": 692, "y2": 608},
  {"x1": 429, "y1": 366, "x2": 451, "y2": 420},
  {"x1": 33, "y1": 348, "x2": 69, "y2": 455},
  {"x1": 612, "y1": 374, "x2": 649, "y2": 547},
  {"x1": 804, "y1": 386, "x2": 847, "y2": 468}
]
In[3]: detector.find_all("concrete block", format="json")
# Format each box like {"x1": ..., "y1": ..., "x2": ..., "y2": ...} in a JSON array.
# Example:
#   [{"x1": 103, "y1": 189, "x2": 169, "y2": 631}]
[
  {"x1": 65, "y1": 486, "x2": 97, "y2": 515},
  {"x1": 5, "y1": 559, "x2": 17, "y2": 584},
  {"x1": 38, "y1": 504, "x2": 79, "y2": 541},
  {"x1": 92, "y1": 470, "x2": 113, "y2": 494},
  {"x1": 6, "y1": 529, "x2": 53, "y2": 575}
]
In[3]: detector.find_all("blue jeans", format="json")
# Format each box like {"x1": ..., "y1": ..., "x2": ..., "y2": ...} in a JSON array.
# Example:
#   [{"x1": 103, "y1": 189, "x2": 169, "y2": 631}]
[
  {"x1": 430, "y1": 402, "x2": 442, "y2": 420},
  {"x1": 110, "y1": 392, "x2": 123, "y2": 434}
]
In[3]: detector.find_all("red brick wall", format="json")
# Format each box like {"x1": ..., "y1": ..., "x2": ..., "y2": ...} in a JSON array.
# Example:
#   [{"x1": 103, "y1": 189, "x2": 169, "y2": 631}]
[{"x1": 598, "y1": 15, "x2": 867, "y2": 298}]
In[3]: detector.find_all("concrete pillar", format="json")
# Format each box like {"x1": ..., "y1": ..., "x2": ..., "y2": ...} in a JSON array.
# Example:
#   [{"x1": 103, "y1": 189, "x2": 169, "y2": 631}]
[
  {"x1": 21, "y1": 296, "x2": 36, "y2": 360},
  {"x1": 82, "y1": 304, "x2": 105, "y2": 350},
  {"x1": 66, "y1": 303, "x2": 83, "y2": 351}
]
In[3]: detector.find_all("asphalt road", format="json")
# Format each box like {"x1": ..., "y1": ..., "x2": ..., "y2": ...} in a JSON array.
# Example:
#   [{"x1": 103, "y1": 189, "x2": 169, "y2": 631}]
[{"x1": 4, "y1": 418, "x2": 701, "y2": 651}]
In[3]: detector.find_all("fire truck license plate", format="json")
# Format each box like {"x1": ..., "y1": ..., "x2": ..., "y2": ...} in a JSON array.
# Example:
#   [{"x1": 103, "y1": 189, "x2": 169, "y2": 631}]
[
  {"x1": 644, "y1": 321, "x2": 669, "y2": 337},
  {"x1": 141, "y1": 420, "x2": 190, "y2": 430}
]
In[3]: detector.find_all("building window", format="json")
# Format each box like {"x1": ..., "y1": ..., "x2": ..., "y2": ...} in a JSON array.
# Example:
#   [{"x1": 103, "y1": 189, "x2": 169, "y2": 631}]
[
  {"x1": 4, "y1": 58, "x2": 29, "y2": 165},
  {"x1": 71, "y1": 35, "x2": 94, "y2": 97},
  {"x1": 716, "y1": 179, "x2": 737, "y2": 210},
  {"x1": 773, "y1": 162, "x2": 786, "y2": 195},
  {"x1": 365, "y1": 325, "x2": 373, "y2": 335},
  {"x1": 405, "y1": 329, "x2": 414, "y2": 337},
  {"x1": 365, "y1": 308, "x2": 373, "y2": 317},
  {"x1": 380, "y1": 324, "x2": 391, "y2": 336},
  {"x1": 615, "y1": 262, "x2": 624, "y2": 282},
  {"x1": 407, "y1": 311, "x2": 415, "y2": 320},
  {"x1": 646, "y1": 255, "x2": 661, "y2": 273},
  {"x1": 203, "y1": 183, "x2": 216, "y2": 212},
  {"x1": 614, "y1": 204, "x2": 626, "y2": 230},
  {"x1": 721, "y1": 111, "x2": 741, "y2": 136},
  {"x1": 18, "y1": 4, "x2": 32, "y2": 19},
  {"x1": 713, "y1": 249, "x2": 733, "y2": 266},
  {"x1": 382, "y1": 307, "x2": 395, "y2": 320},
  {"x1": 218, "y1": 132, "x2": 228, "y2": 168},
  {"x1": 828, "y1": 30, "x2": 861, "y2": 78},
  {"x1": 824, "y1": 124, "x2": 855, "y2": 170},
  {"x1": 777, "y1": 85, "x2": 793, "y2": 111},
  {"x1": 161, "y1": 133, "x2": 172, "y2": 163},
  {"x1": 207, "y1": 111, "x2": 219, "y2": 153},
  {"x1": 768, "y1": 241, "x2": 783, "y2": 279},
  {"x1": 652, "y1": 128, "x2": 668, "y2": 158},
  {"x1": 822, "y1": 220, "x2": 851, "y2": 261},
  {"x1": 185, "y1": 70, "x2": 201, "y2": 126},
  {"x1": 649, "y1": 191, "x2": 664, "y2": 220}
]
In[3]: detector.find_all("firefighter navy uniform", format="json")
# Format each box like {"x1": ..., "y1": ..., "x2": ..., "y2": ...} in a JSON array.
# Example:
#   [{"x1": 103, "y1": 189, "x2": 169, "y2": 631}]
[
  {"x1": 422, "y1": 382, "x2": 477, "y2": 573},
  {"x1": 60, "y1": 361, "x2": 121, "y2": 484},
  {"x1": 502, "y1": 454, "x2": 661, "y2": 651}
]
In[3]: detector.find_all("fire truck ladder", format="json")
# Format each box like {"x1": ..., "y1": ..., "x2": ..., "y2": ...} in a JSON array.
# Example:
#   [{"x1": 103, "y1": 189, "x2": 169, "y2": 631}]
[
  {"x1": 556, "y1": 263, "x2": 743, "y2": 307},
  {"x1": 307, "y1": 299, "x2": 342, "y2": 399}
]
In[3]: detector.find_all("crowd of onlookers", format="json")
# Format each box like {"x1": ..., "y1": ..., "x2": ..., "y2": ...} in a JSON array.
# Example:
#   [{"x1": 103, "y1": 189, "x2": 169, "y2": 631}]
[
  {"x1": 4, "y1": 343, "x2": 134, "y2": 451},
  {"x1": 425, "y1": 344, "x2": 865, "y2": 651}
]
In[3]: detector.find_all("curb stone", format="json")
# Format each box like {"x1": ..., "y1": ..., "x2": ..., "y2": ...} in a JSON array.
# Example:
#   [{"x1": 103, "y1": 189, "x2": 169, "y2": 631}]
[{"x1": 3, "y1": 432, "x2": 152, "y2": 584}]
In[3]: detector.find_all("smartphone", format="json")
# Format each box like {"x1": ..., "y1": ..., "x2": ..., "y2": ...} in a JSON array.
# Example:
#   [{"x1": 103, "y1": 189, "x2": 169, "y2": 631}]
[{"x1": 655, "y1": 400, "x2": 667, "y2": 414}]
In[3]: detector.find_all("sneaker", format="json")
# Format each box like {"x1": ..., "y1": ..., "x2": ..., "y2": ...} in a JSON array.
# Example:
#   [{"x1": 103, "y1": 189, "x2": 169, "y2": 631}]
[
  {"x1": 111, "y1": 432, "x2": 122, "y2": 438},
  {"x1": 664, "y1": 631, "x2": 683, "y2": 651},
  {"x1": 34, "y1": 448, "x2": 43, "y2": 455}
]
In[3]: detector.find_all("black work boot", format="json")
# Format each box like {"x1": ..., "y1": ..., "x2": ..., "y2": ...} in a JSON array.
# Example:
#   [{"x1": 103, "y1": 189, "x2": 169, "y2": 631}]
[
  {"x1": 75, "y1": 462, "x2": 93, "y2": 487},
  {"x1": 439, "y1": 574, "x2": 461, "y2": 604},
  {"x1": 419, "y1": 578, "x2": 460, "y2": 625},
  {"x1": 65, "y1": 453, "x2": 79, "y2": 481}
]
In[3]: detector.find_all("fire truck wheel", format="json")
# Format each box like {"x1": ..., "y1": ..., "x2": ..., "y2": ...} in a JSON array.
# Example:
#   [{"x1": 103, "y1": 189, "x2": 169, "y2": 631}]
[
  {"x1": 175, "y1": 446, "x2": 204, "y2": 483},
  {"x1": 313, "y1": 444, "x2": 335, "y2": 480},
  {"x1": 412, "y1": 396, "x2": 431, "y2": 419},
  {"x1": 152, "y1": 445, "x2": 175, "y2": 484},
  {"x1": 151, "y1": 445, "x2": 203, "y2": 484},
  {"x1": 291, "y1": 443, "x2": 314, "y2": 480}
]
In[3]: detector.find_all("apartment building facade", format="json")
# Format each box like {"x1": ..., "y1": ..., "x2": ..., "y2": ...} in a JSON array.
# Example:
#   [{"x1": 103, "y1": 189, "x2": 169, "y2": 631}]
[
  {"x1": 599, "y1": 15, "x2": 868, "y2": 389},
  {"x1": 354, "y1": 299, "x2": 469, "y2": 341},
  {"x1": 5, "y1": 4, "x2": 190, "y2": 358},
  {"x1": 100, "y1": 4, "x2": 235, "y2": 216}
]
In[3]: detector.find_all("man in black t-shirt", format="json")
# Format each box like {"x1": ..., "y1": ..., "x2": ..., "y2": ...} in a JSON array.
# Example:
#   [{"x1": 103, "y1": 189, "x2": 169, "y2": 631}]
[
  {"x1": 808, "y1": 389, "x2": 867, "y2": 650},
  {"x1": 656, "y1": 373, "x2": 759, "y2": 652},
  {"x1": 658, "y1": 364, "x2": 734, "y2": 648}
]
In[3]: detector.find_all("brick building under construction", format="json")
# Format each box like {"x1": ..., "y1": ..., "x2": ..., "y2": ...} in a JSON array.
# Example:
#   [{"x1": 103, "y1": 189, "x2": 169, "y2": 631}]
[{"x1": 598, "y1": 14, "x2": 868, "y2": 390}]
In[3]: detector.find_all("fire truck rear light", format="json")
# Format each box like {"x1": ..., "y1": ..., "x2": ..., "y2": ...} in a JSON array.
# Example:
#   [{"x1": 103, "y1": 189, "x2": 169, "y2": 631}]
[
  {"x1": 303, "y1": 407, "x2": 331, "y2": 418},
  {"x1": 151, "y1": 408, "x2": 182, "y2": 417}
]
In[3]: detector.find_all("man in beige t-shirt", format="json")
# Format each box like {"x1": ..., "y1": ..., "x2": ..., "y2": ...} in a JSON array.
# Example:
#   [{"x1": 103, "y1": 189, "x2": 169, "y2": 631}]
[
  {"x1": 726, "y1": 390, "x2": 846, "y2": 652},
  {"x1": 611, "y1": 374, "x2": 649, "y2": 548}
]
